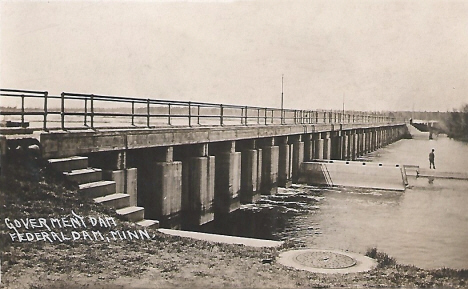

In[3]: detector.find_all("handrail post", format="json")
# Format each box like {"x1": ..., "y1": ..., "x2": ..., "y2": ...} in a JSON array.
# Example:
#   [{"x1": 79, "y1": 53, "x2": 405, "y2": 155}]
[
  {"x1": 84, "y1": 98, "x2": 88, "y2": 127},
  {"x1": 271, "y1": 109, "x2": 274, "y2": 124},
  {"x1": 167, "y1": 103, "x2": 171, "y2": 125},
  {"x1": 197, "y1": 105, "x2": 201, "y2": 125},
  {"x1": 294, "y1": 110, "x2": 297, "y2": 124},
  {"x1": 43, "y1": 91, "x2": 48, "y2": 131},
  {"x1": 132, "y1": 101, "x2": 135, "y2": 126},
  {"x1": 257, "y1": 108, "x2": 260, "y2": 124},
  {"x1": 61, "y1": 92, "x2": 65, "y2": 130},
  {"x1": 219, "y1": 104, "x2": 223, "y2": 126},
  {"x1": 240, "y1": 107, "x2": 244, "y2": 125},
  {"x1": 21, "y1": 94, "x2": 25, "y2": 127},
  {"x1": 264, "y1": 108, "x2": 267, "y2": 125},
  {"x1": 146, "y1": 98, "x2": 150, "y2": 128},
  {"x1": 90, "y1": 94, "x2": 94, "y2": 129},
  {"x1": 244, "y1": 106, "x2": 248, "y2": 126},
  {"x1": 188, "y1": 101, "x2": 192, "y2": 127}
]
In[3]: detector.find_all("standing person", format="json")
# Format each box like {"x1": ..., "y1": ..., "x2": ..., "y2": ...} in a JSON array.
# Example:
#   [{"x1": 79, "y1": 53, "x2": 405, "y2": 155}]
[{"x1": 429, "y1": 149, "x2": 436, "y2": 169}]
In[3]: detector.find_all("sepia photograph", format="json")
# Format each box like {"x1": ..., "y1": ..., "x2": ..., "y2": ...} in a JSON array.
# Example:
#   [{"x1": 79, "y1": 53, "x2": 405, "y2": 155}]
[{"x1": 1, "y1": 0, "x2": 467, "y2": 288}]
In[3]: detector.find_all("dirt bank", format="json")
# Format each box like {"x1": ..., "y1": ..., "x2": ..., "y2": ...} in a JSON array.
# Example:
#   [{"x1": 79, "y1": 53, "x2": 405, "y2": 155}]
[{"x1": 1, "y1": 152, "x2": 467, "y2": 288}]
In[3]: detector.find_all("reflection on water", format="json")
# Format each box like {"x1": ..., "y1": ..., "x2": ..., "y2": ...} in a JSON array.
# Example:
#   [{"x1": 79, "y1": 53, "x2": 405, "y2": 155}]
[{"x1": 205, "y1": 135, "x2": 468, "y2": 270}]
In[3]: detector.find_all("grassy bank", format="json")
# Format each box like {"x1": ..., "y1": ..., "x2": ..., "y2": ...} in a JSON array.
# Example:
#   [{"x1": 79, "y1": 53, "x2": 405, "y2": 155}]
[{"x1": 1, "y1": 151, "x2": 467, "y2": 288}]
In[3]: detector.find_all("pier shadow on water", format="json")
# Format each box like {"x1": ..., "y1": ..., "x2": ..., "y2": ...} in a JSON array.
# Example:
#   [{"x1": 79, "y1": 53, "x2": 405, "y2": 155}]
[{"x1": 198, "y1": 187, "x2": 326, "y2": 241}]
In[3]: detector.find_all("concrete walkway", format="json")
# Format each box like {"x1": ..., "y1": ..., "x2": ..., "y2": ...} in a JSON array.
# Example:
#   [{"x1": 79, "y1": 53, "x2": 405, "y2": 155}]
[
  {"x1": 407, "y1": 168, "x2": 468, "y2": 180},
  {"x1": 406, "y1": 123, "x2": 430, "y2": 140},
  {"x1": 158, "y1": 229, "x2": 283, "y2": 248}
]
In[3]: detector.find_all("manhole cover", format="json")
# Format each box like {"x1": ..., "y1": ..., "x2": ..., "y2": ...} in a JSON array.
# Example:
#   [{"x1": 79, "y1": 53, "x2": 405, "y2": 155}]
[
  {"x1": 293, "y1": 251, "x2": 356, "y2": 269},
  {"x1": 278, "y1": 249, "x2": 378, "y2": 274}
]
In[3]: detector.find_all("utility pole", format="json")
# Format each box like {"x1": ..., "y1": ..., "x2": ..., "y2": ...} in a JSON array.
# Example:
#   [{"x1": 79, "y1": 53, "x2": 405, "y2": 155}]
[
  {"x1": 342, "y1": 92, "x2": 345, "y2": 115},
  {"x1": 281, "y1": 74, "x2": 284, "y2": 124}
]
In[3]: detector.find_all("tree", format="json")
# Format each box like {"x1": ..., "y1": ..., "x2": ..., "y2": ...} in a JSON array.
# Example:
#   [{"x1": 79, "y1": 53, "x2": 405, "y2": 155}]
[{"x1": 443, "y1": 104, "x2": 468, "y2": 140}]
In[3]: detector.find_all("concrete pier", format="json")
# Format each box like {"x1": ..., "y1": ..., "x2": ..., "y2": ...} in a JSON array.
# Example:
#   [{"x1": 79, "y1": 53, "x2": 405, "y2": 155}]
[
  {"x1": 303, "y1": 134, "x2": 313, "y2": 162},
  {"x1": 103, "y1": 168, "x2": 138, "y2": 206},
  {"x1": 259, "y1": 138, "x2": 279, "y2": 195},
  {"x1": 239, "y1": 140, "x2": 261, "y2": 204},
  {"x1": 291, "y1": 136, "x2": 304, "y2": 183},
  {"x1": 277, "y1": 137, "x2": 292, "y2": 188},
  {"x1": 181, "y1": 144, "x2": 215, "y2": 228},
  {"x1": 213, "y1": 141, "x2": 241, "y2": 217},
  {"x1": 323, "y1": 132, "x2": 331, "y2": 160},
  {"x1": 146, "y1": 147, "x2": 182, "y2": 228},
  {"x1": 330, "y1": 132, "x2": 341, "y2": 160},
  {"x1": 315, "y1": 135, "x2": 324, "y2": 160}
]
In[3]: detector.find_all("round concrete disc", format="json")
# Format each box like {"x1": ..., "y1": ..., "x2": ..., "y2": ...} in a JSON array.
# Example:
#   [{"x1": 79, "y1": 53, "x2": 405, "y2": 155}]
[{"x1": 278, "y1": 249, "x2": 377, "y2": 274}]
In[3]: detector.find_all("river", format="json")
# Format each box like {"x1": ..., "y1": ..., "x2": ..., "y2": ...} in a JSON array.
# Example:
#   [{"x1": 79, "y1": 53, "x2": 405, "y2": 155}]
[{"x1": 209, "y1": 134, "x2": 468, "y2": 270}]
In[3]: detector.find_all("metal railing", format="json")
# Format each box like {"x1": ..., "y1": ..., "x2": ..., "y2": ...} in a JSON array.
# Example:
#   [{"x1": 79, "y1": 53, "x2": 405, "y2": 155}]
[{"x1": 0, "y1": 88, "x2": 398, "y2": 131}]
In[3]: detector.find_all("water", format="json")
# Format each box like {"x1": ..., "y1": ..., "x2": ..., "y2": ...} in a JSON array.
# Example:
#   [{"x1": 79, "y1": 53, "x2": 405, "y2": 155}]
[{"x1": 217, "y1": 135, "x2": 468, "y2": 270}]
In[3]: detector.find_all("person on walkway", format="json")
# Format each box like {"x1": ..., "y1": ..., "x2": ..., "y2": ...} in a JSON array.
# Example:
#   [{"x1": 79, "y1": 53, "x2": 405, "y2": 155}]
[{"x1": 429, "y1": 149, "x2": 436, "y2": 169}]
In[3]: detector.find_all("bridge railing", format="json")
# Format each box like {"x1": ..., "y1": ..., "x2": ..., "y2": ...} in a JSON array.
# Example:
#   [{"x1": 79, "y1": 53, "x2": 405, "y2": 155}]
[{"x1": 0, "y1": 89, "x2": 398, "y2": 130}]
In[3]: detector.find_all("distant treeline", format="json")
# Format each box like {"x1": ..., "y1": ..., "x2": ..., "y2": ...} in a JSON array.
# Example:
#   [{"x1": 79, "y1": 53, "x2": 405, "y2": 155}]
[
  {"x1": 385, "y1": 107, "x2": 468, "y2": 140},
  {"x1": 383, "y1": 111, "x2": 452, "y2": 122},
  {"x1": 440, "y1": 104, "x2": 468, "y2": 140}
]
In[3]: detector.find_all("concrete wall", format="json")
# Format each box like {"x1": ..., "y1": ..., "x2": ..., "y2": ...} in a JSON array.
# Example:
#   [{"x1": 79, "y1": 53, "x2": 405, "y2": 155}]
[{"x1": 299, "y1": 161, "x2": 407, "y2": 191}]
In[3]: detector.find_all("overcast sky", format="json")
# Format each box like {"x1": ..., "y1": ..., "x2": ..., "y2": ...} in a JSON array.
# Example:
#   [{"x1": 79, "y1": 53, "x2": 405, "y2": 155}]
[{"x1": 1, "y1": 0, "x2": 467, "y2": 111}]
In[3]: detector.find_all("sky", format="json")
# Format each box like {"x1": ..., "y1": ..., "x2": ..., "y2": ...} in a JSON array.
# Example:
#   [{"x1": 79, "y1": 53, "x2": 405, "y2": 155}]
[{"x1": 1, "y1": 0, "x2": 467, "y2": 112}]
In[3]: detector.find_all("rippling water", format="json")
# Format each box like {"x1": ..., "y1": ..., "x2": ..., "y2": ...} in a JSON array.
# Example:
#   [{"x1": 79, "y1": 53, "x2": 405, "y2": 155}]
[{"x1": 211, "y1": 135, "x2": 468, "y2": 270}]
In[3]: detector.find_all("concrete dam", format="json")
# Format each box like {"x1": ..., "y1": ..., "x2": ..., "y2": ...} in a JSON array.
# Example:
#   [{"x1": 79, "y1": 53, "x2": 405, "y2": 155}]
[{"x1": 1, "y1": 89, "x2": 410, "y2": 229}]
